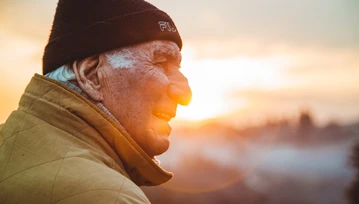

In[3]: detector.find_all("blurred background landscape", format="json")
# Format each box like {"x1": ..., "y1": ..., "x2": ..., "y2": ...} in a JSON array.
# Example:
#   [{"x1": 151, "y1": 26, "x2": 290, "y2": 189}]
[
  {"x1": 144, "y1": 111, "x2": 359, "y2": 203},
  {"x1": 1, "y1": 0, "x2": 358, "y2": 203}
]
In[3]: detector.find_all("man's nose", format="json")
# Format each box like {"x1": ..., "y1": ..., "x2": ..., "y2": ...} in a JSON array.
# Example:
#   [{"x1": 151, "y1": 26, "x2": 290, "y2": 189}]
[{"x1": 167, "y1": 73, "x2": 192, "y2": 106}]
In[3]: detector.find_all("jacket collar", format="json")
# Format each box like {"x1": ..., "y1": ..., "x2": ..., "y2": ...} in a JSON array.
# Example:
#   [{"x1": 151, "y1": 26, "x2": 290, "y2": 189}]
[{"x1": 20, "y1": 74, "x2": 173, "y2": 186}]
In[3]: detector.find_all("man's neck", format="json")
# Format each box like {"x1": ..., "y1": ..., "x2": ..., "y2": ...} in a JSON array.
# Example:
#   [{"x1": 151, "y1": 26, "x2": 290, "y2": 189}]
[{"x1": 60, "y1": 80, "x2": 121, "y2": 126}]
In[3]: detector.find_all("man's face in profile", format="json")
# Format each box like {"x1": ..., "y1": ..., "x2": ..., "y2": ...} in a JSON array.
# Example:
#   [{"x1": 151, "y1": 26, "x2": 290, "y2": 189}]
[{"x1": 98, "y1": 40, "x2": 192, "y2": 158}]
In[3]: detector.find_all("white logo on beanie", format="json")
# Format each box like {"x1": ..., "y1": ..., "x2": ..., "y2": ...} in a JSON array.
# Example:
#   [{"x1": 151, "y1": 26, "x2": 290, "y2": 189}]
[{"x1": 158, "y1": 21, "x2": 176, "y2": 32}]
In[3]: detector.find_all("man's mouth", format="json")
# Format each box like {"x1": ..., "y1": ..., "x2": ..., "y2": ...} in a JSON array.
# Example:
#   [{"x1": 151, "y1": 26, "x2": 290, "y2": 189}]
[{"x1": 153, "y1": 111, "x2": 175, "y2": 122}]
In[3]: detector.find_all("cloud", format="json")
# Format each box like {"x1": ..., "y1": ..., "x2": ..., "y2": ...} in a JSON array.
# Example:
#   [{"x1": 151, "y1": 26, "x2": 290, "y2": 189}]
[
  {"x1": 1, "y1": 0, "x2": 358, "y2": 51},
  {"x1": 0, "y1": 0, "x2": 57, "y2": 40},
  {"x1": 152, "y1": 0, "x2": 359, "y2": 51}
]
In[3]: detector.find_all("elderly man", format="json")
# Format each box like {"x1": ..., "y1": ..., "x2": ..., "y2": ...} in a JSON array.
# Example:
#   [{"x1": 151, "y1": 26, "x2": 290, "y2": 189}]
[{"x1": 0, "y1": 0, "x2": 191, "y2": 203}]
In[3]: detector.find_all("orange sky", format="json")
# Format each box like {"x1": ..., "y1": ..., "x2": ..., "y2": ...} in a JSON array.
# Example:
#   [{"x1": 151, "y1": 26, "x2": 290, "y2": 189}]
[{"x1": 1, "y1": 0, "x2": 359, "y2": 125}]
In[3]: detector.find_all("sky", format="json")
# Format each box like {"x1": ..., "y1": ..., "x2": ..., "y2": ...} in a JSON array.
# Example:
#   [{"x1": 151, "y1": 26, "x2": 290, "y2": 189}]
[{"x1": 0, "y1": 0, "x2": 359, "y2": 125}]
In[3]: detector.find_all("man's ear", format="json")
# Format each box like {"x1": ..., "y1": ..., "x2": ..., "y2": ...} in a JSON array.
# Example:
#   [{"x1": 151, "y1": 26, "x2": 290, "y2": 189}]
[{"x1": 72, "y1": 55, "x2": 103, "y2": 101}]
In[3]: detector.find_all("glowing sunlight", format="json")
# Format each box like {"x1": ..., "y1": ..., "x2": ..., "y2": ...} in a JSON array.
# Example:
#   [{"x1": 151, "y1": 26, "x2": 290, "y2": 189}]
[{"x1": 174, "y1": 46, "x2": 292, "y2": 122}]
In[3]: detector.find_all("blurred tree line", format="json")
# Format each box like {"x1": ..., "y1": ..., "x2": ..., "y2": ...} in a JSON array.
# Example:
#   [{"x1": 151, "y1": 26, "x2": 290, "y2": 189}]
[{"x1": 347, "y1": 142, "x2": 359, "y2": 204}]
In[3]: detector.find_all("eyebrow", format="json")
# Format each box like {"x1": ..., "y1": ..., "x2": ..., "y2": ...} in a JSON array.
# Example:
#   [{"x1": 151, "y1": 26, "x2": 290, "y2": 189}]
[{"x1": 153, "y1": 46, "x2": 182, "y2": 67}]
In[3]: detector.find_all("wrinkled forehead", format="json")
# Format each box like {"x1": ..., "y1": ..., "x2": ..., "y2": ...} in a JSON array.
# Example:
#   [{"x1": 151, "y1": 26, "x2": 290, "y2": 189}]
[
  {"x1": 127, "y1": 40, "x2": 181, "y2": 63},
  {"x1": 104, "y1": 40, "x2": 182, "y2": 69}
]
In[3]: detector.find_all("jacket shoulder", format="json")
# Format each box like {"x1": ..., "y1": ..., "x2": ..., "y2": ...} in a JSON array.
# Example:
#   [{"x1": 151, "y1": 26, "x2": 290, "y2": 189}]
[
  {"x1": 55, "y1": 179, "x2": 150, "y2": 204},
  {"x1": 52, "y1": 157, "x2": 150, "y2": 204}
]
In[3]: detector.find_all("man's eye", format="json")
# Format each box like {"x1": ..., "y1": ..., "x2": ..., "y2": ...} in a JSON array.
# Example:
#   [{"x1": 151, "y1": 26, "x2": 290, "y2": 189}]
[{"x1": 155, "y1": 61, "x2": 167, "y2": 70}]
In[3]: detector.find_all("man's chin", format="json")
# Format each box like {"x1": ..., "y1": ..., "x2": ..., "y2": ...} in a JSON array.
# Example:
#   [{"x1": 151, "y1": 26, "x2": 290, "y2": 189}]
[
  {"x1": 148, "y1": 142, "x2": 170, "y2": 158},
  {"x1": 144, "y1": 128, "x2": 170, "y2": 158}
]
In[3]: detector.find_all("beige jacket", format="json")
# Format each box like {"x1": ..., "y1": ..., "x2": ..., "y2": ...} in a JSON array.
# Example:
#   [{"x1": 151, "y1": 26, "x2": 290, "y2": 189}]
[{"x1": 0, "y1": 74, "x2": 173, "y2": 203}]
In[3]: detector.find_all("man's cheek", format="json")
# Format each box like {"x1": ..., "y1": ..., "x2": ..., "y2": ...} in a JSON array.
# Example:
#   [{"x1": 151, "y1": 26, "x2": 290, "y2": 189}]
[
  {"x1": 138, "y1": 70, "x2": 169, "y2": 99},
  {"x1": 145, "y1": 68, "x2": 169, "y2": 85}
]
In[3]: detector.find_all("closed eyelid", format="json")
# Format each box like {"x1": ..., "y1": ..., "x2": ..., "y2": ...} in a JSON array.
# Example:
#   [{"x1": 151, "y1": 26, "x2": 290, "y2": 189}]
[
  {"x1": 168, "y1": 53, "x2": 181, "y2": 65},
  {"x1": 153, "y1": 60, "x2": 181, "y2": 72},
  {"x1": 153, "y1": 56, "x2": 181, "y2": 69},
  {"x1": 154, "y1": 55, "x2": 167, "y2": 63}
]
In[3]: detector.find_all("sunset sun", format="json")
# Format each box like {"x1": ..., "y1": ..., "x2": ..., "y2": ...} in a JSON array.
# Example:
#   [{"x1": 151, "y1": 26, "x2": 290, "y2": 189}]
[{"x1": 174, "y1": 47, "x2": 291, "y2": 122}]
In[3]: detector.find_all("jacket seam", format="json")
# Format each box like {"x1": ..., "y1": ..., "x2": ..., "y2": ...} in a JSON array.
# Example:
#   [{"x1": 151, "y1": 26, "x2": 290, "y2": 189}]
[
  {"x1": 51, "y1": 138, "x2": 78, "y2": 203},
  {"x1": 54, "y1": 189, "x2": 123, "y2": 204},
  {"x1": 115, "y1": 176, "x2": 126, "y2": 203},
  {"x1": 0, "y1": 156, "x2": 106, "y2": 184},
  {"x1": 17, "y1": 107, "x2": 108, "y2": 164},
  {"x1": 4, "y1": 88, "x2": 56, "y2": 177},
  {"x1": 0, "y1": 158, "x2": 63, "y2": 184},
  {"x1": 0, "y1": 123, "x2": 46, "y2": 148},
  {"x1": 7, "y1": 108, "x2": 122, "y2": 177},
  {"x1": 0, "y1": 112, "x2": 28, "y2": 180}
]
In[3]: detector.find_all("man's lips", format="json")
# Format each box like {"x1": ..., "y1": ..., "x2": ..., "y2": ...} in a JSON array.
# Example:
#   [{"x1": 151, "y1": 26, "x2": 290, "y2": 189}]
[{"x1": 153, "y1": 111, "x2": 175, "y2": 122}]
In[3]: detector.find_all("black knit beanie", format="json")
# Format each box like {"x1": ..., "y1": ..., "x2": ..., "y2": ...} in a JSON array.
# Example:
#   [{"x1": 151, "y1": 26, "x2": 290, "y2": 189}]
[{"x1": 42, "y1": 0, "x2": 182, "y2": 74}]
